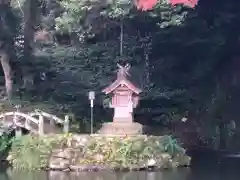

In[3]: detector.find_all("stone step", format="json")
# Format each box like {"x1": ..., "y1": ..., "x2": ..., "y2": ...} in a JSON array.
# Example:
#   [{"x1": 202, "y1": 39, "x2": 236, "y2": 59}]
[{"x1": 98, "y1": 122, "x2": 143, "y2": 135}]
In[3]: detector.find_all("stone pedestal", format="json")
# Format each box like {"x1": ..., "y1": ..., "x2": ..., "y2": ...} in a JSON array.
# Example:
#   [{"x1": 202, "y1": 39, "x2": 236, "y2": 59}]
[
  {"x1": 113, "y1": 117, "x2": 133, "y2": 123},
  {"x1": 98, "y1": 122, "x2": 143, "y2": 135},
  {"x1": 113, "y1": 106, "x2": 133, "y2": 123}
]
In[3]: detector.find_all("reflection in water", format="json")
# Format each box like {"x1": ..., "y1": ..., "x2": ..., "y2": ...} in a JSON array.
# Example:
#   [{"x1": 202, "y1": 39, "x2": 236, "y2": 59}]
[
  {"x1": 0, "y1": 168, "x2": 190, "y2": 180},
  {"x1": 0, "y1": 166, "x2": 239, "y2": 180}
]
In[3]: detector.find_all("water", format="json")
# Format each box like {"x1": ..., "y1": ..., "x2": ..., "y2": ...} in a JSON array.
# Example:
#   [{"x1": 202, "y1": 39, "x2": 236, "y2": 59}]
[
  {"x1": 1, "y1": 154, "x2": 240, "y2": 180},
  {"x1": 0, "y1": 169, "x2": 190, "y2": 180},
  {"x1": 0, "y1": 163, "x2": 240, "y2": 180}
]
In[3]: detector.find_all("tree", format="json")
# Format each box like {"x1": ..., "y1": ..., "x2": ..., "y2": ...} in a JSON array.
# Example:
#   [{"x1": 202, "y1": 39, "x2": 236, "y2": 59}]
[
  {"x1": 0, "y1": 0, "x2": 18, "y2": 99},
  {"x1": 22, "y1": 0, "x2": 37, "y2": 89}
]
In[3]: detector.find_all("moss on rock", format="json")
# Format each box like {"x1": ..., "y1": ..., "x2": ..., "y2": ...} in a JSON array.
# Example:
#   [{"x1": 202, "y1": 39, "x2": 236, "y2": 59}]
[{"x1": 7, "y1": 134, "x2": 190, "y2": 171}]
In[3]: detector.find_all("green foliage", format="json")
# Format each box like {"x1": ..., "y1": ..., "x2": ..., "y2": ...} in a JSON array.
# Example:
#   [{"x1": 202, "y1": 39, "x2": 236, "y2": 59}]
[
  {"x1": 0, "y1": 134, "x2": 13, "y2": 154},
  {"x1": 54, "y1": 0, "x2": 189, "y2": 40},
  {"x1": 7, "y1": 134, "x2": 189, "y2": 170},
  {"x1": 162, "y1": 135, "x2": 184, "y2": 155},
  {"x1": 55, "y1": 0, "x2": 93, "y2": 35},
  {"x1": 83, "y1": 135, "x2": 187, "y2": 167},
  {"x1": 8, "y1": 134, "x2": 69, "y2": 170}
]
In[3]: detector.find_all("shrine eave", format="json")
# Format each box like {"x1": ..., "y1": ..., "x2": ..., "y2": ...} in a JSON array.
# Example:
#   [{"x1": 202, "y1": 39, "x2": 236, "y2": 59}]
[{"x1": 102, "y1": 79, "x2": 142, "y2": 95}]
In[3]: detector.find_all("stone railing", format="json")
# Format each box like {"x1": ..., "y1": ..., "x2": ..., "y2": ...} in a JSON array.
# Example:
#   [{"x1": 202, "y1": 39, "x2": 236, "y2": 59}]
[
  {"x1": 0, "y1": 110, "x2": 70, "y2": 136},
  {"x1": 29, "y1": 109, "x2": 70, "y2": 134}
]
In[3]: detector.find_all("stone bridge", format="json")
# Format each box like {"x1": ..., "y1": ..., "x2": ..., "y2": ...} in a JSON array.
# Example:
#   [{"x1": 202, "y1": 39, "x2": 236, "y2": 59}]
[{"x1": 0, "y1": 110, "x2": 70, "y2": 136}]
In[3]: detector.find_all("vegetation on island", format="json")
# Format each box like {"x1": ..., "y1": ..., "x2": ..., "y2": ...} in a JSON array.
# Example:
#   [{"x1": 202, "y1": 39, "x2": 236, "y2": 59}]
[
  {"x1": 0, "y1": 134, "x2": 13, "y2": 158},
  {"x1": 7, "y1": 134, "x2": 190, "y2": 170}
]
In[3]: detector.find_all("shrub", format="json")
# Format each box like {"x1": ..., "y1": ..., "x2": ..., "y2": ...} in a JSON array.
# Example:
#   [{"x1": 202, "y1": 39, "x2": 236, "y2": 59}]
[
  {"x1": 83, "y1": 135, "x2": 186, "y2": 167},
  {"x1": 0, "y1": 134, "x2": 13, "y2": 156},
  {"x1": 8, "y1": 134, "x2": 70, "y2": 170}
]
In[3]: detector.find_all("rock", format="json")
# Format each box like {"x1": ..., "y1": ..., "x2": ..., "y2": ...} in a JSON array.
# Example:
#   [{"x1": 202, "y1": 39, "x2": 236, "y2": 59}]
[
  {"x1": 154, "y1": 158, "x2": 165, "y2": 169},
  {"x1": 94, "y1": 154, "x2": 104, "y2": 162},
  {"x1": 52, "y1": 150, "x2": 66, "y2": 158},
  {"x1": 72, "y1": 135, "x2": 90, "y2": 147},
  {"x1": 70, "y1": 164, "x2": 121, "y2": 171},
  {"x1": 171, "y1": 160, "x2": 180, "y2": 168},
  {"x1": 48, "y1": 157, "x2": 70, "y2": 170},
  {"x1": 6, "y1": 155, "x2": 12, "y2": 161},
  {"x1": 161, "y1": 153, "x2": 171, "y2": 160},
  {"x1": 147, "y1": 159, "x2": 156, "y2": 166},
  {"x1": 52, "y1": 148, "x2": 73, "y2": 159},
  {"x1": 128, "y1": 164, "x2": 141, "y2": 171},
  {"x1": 173, "y1": 154, "x2": 191, "y2": 166},
  {"x1": 70, "y1": 164, "x2": 90, "y2": 171},
  {"x1": 62, "y1": 168, "x2": 71, "y2": 172},
  {"x1": 64, "y1": 148, "x2": 74, "y2": 158}
]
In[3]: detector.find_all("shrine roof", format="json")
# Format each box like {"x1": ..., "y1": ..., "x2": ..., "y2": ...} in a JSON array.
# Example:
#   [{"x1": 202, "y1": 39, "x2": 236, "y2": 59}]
[{"x1": 102, "y1": 76, "x2": 142, "y2": 94}]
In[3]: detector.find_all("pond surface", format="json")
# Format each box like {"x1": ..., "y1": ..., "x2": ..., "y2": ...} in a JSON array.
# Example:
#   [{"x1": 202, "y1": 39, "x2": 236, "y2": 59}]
[{"x1": 1, "y1": 161, "x2": 240, "y2": 180}]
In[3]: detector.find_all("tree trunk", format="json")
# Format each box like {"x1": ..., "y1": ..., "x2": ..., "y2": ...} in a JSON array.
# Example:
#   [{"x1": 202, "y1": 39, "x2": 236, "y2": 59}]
[
  {"x1": 23, "y1": 0, "x2": 37, "y2": 89},
  {"x1": 0, "y1": 0, "x2": 13, "y2": 100},
  {"x1": 144, "y1": 52, "x2": 150, "y2": 90},
  {"x1": 0, "y1": 50, "x2": 12, "y2": 99}
]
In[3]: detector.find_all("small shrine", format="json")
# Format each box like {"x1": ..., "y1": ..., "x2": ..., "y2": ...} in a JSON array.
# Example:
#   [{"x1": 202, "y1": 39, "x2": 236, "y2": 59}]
[{"x1": 99, "y1": 63, "x2": 143, "y2": 135}]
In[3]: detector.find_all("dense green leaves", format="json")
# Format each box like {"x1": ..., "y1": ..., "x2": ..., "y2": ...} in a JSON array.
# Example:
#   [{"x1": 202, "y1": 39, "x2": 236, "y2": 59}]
[{"x1": 8, "y1": 134, "x2": 69, "y2": 170}]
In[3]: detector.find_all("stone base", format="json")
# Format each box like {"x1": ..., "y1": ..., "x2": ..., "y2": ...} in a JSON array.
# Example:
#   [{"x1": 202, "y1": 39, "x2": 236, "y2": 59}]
[
  {"x1": 113, "y1": 117, "x2": 133, "y2": 123},
  {"x1": 98, "y1": 122, "x2": 143, "y2": 135}
]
